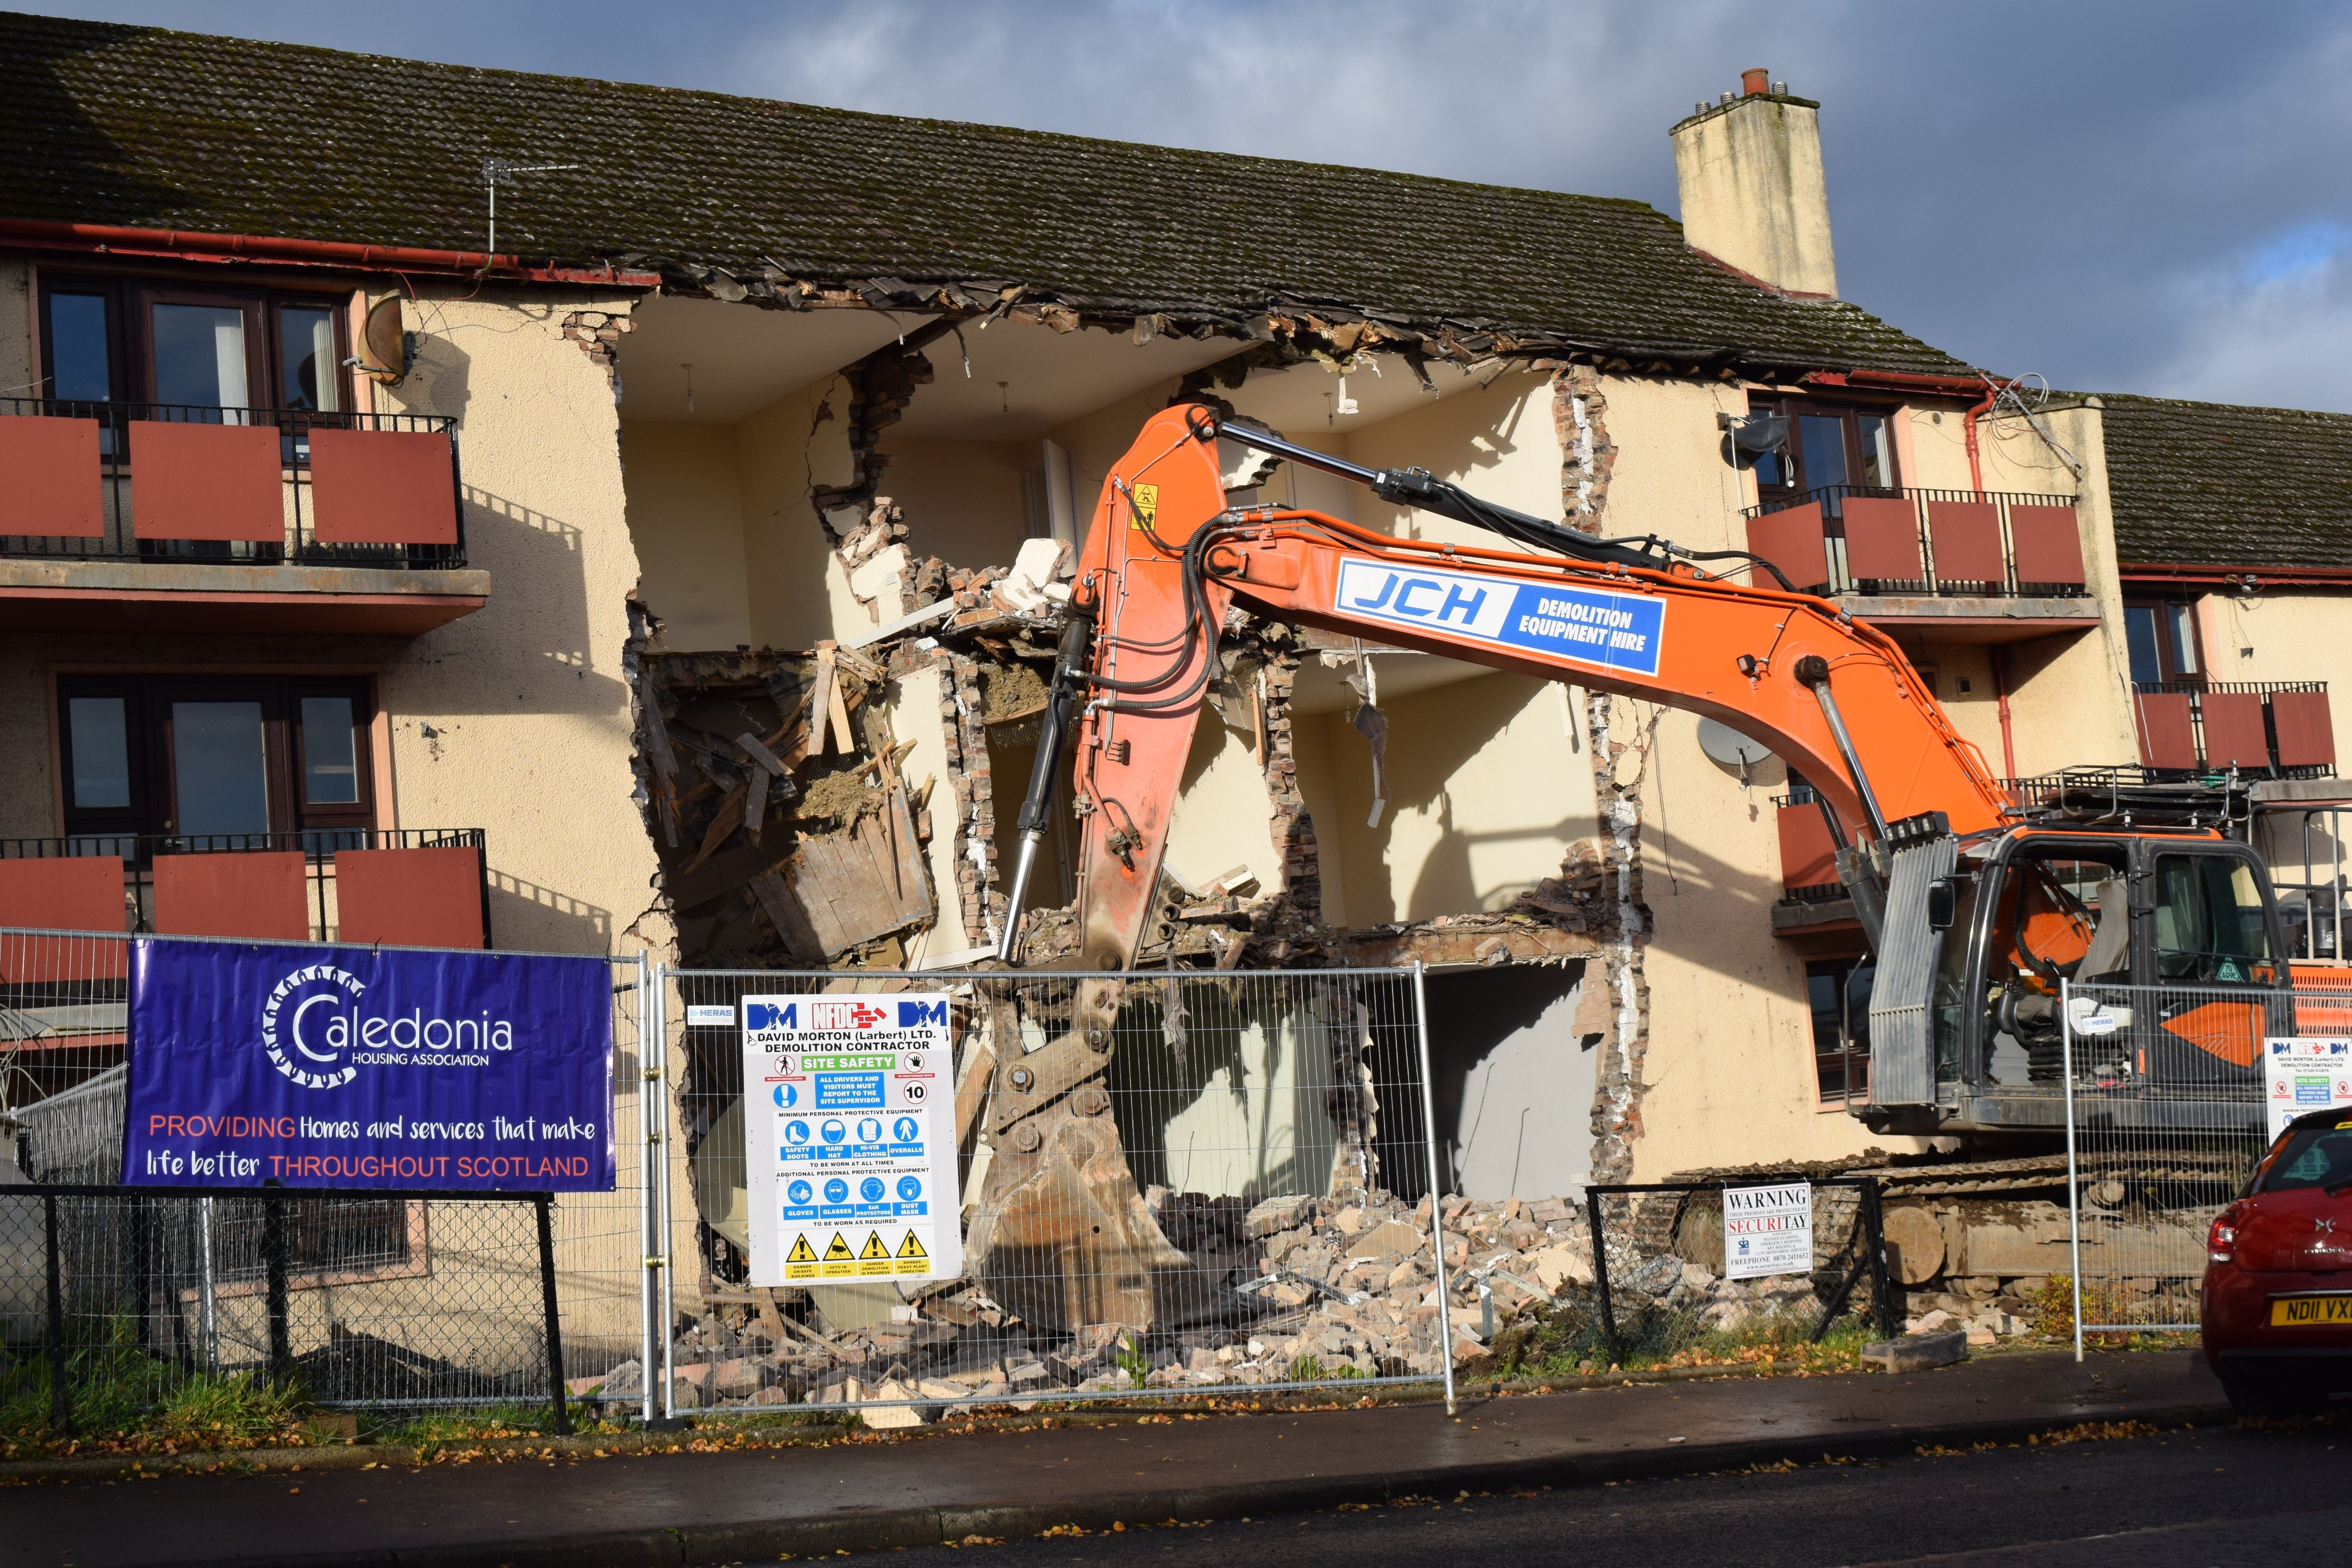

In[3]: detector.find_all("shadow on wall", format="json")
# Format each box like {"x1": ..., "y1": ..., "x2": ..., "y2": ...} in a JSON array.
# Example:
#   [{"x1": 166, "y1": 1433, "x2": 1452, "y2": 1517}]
[
  {"x1": 1107, "y1": 983, "x2": 1338, "y2": 1202},
  {"x1": 487, "y1": 869, "x2": 612, "y2": 954},
  {"x1": 1424, "y1": 964, "x2": 1595, "y2": 1202}
]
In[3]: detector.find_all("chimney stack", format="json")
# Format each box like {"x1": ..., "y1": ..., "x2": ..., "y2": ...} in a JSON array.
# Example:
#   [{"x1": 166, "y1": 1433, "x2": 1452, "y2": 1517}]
[{"x1": 1671, "y1": 69, "x2": 1838, "y2": 298}]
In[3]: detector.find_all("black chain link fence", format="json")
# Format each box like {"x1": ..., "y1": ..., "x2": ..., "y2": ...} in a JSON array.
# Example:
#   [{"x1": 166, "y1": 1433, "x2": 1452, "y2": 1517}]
[{"x1": 2, "y1": 1186, "x2": 572, "y2": 1438}]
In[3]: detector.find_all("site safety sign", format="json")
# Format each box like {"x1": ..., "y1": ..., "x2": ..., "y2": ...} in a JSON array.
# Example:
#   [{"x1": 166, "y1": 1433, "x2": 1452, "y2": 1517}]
[
  {"x1": 1722, "y1": 1180, "x2": 1813, "y2": 1280},
  {"x1": 2264, "y1": 1036, "x2": 2352, "y2": 1137},
  {"x1": 740, "y1": 993, "x2": 963, "y2": 1288}
]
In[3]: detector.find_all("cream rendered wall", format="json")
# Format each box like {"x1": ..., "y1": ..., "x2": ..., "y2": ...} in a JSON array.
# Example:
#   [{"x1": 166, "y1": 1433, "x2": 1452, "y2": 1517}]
[
  {"x1": 373, "y1": 288, "x2": 661, "y2": 958},
  {"x1": 1347, "y1": 373, "x2": 1563, "y2": 544},
  {"x1": 731, "y1": 373, "x2": 870, "y2": 649},
  {"x1": 619, "y1": 420, "x2": 753, "y2": 650},
  {"x1": 1162, "y1": 705, "x2": 1279, "y2": 899},
  {"x1": 1319, "y1": 671, "x2": 1593, "y2": 925},
  {"x1": 872, "y1": 435, "x2": 1030, "y2": 568}
]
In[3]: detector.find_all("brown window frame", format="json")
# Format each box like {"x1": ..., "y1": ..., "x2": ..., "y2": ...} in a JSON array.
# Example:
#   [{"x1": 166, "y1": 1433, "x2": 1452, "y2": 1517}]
[
  {"x1": 56, "y1": 673, "x2": 376, "y2": 849},
  {"x1": 2123, "y1": 597, "x2": 2204, "y2": 686},
  {"x1": 1748, "y1": 397, "x2": 1903, "y2": 498},
  {"x1": 37, "y1": 273, "x2": 353, "y2": 415}
]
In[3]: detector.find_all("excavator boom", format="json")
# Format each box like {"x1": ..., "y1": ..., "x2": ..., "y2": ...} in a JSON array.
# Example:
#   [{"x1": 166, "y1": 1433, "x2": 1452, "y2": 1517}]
[{"x1": 1024, "y1": 404, "x2": 2011, "y2": 973}]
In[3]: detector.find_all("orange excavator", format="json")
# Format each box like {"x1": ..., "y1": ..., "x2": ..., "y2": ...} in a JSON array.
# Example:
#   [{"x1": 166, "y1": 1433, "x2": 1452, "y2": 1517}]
[
  {"x1": 970, "y1": 404, "x2": 2318, "y2": 1326},
  {"x1": 996, "y1": 404, "x2": 2327, "y2": 1118}
]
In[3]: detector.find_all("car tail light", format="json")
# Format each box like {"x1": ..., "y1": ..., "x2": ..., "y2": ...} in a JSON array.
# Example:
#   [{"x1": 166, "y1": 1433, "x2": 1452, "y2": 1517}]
[{"x1": 2208, "y1": 1207, "x2": 2240, "y2": 1265}]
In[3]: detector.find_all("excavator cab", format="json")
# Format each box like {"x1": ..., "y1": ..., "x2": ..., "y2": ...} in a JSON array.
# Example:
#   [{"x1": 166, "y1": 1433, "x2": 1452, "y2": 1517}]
[{"x1": 1884, "y1": 829, "x2": 2287, "y2": 1133}]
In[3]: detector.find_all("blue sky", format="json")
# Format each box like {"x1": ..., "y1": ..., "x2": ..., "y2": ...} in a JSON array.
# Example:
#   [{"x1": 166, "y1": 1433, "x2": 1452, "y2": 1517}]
[{"x1": 24, "y1": 1, "x2": 2352, "y2": 411}]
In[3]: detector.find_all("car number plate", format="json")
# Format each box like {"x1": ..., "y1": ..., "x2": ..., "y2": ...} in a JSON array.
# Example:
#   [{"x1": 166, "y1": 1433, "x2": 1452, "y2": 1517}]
[{"x1": 2269, "y1": 1295, "x2": 2352, "y2": 1326}]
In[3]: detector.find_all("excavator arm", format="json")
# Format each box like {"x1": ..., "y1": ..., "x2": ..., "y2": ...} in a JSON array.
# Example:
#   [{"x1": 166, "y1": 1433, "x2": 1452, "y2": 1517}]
[{"x1": 1004, "y1": 403, "x2": 2013, "y2": 971}]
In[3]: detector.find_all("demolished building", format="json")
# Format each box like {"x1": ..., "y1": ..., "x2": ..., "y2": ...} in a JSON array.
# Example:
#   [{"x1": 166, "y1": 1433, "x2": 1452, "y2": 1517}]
[{"x1": 5, "y1": 17, "x2": 2349, "y2": 1384}]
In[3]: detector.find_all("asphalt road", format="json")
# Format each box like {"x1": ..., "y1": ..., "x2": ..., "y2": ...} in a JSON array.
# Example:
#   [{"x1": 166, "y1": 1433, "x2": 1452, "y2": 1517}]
[{"x1": 819, "y1": 1418, "x2": 2349, "y2": 1568}]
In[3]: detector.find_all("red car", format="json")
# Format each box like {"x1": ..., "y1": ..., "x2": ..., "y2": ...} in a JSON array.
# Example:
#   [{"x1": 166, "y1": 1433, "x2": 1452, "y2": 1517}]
[{"x1": 2202, "y1": 1107, "x2": 2352, "y2": 1416}]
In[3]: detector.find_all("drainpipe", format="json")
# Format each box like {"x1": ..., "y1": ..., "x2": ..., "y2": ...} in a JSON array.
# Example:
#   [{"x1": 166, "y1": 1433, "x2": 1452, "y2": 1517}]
[{"x1": 1991, "y1": 645, "x2": 2019, "y2": 783}]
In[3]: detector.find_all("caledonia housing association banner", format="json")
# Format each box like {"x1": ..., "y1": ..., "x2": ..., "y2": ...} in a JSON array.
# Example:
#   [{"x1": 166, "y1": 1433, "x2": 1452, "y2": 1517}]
[{"x1": 124, "y1": 938, "x2": 614, "y2": 1191}]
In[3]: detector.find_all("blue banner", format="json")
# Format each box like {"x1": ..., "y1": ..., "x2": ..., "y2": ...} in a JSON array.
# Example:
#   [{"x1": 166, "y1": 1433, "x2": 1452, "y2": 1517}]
[
  {"x1": 123, "y1": 939, "x2": 614, "y2": 1191},
  {"x1": 1331, "y1": 559, "x2": 1666, "y2": 677}
]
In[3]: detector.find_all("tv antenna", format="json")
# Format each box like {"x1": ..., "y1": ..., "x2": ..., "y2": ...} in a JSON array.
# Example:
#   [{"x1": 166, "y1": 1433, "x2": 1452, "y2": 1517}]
[{"x1": 482, "y1": 158, "x2": 582, "y2": 258}]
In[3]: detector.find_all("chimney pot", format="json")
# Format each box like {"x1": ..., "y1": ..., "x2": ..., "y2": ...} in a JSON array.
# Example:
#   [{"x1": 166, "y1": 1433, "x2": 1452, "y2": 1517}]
[
  {"x1": 1718, "y1": 90, "x2": 1734, "y2": 105},
  {"x1": 1772, "y1": 80, "x2": 1788, "y2": 95},
  {"x1": 1741, "y1": 67, "x2": 1770, "y2": 96},
  {"x1": 1695, "y1": 101, "x2": 1709, "y2": 116}
]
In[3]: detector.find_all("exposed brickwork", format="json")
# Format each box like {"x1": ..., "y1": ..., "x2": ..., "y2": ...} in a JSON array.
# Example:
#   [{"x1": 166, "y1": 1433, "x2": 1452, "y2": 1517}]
[
  {"x1": 561, "y1": 308, "x2": 632, "y2": 388},
  {"x1": 1256, "y1": 646, "x2": 1321, "y2": 919},
  {"x1": 935, "y1": 650, "x2": 1003, "y2": 946},
  {"x1": 810, "y1": 341, "x2": 937, "y2": 533},
  {"x1": 1552, "y1": 362, "x2": 1619, "y2": 520}
]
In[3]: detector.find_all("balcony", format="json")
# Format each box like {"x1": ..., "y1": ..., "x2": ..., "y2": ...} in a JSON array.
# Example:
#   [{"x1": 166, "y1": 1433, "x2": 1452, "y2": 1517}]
[
  {"x1": 0, "y1": 828, "x2": 488, "y2": 949},
  {"x1": 2130, "y1": 682, "x2": 2335, "y2": 779},
  {"x1": 1742, "y1": 485, "x2": 2097, "y2": 643},
  {"x1": 0, "y1": 399, "x2": 488, "y2": 635}
]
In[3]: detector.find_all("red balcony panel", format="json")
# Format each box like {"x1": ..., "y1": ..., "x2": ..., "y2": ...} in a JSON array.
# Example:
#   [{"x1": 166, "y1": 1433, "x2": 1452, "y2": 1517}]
[
  {"x1": 308, "y1": 428, "x2": 459, "y2": 545},
  {"x1": 335, "y1": 845, "x2": 485, "y2": 948},
  {"x1": 2134, "y1": 690, "x2": 2197, "y2": 769},
  {"x1": 1840, "y1": 496, "x2": 1923, "y2": 580},
  {"x1": 2007, "y1": 504, "x2": 2086, "y2": 586},
  {"x1": 1776, "y1": 802, "x2": 1841, "y2": 890},
  {"x1": 2272, "y1": 690, "x2": 2336, "y2": 768},
  {"x1": 1925, "y1": 500, "x2": 2003, "y2": 584},
  {"x1": 128, "y1": 420, "x2": 283, "y2": 542},
  {"x1": 1744, "y1": 503, "x2": 1829, "y2": 593},
  {"x1": 2200, "y1": 691, "x2": 2270, "y2": 769},
  {"x1": 152, "y1": 851, "x2": 310, "y2": 939},
  {"x1": 0, "y1": 857, "x2": 128, "y2": 982},
  {"x1": 0, "y1": 416, "x2": 105, "y2": 537}
]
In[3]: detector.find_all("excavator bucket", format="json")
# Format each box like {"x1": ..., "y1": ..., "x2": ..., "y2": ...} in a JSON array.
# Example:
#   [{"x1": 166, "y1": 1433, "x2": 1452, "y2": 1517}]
[{"x1": 965, "y1": 977, "x2": 1265, "y2": 1333}]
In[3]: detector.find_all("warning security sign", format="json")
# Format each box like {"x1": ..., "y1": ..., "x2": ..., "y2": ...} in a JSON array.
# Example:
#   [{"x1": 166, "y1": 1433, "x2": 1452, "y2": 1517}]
[{"x1": 740, "y1": 992, "x2": 964, "y2": 1288}]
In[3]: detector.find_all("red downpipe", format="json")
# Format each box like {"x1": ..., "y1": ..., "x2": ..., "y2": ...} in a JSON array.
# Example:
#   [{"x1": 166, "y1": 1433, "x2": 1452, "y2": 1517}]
[{"x1": 0, "y1": 216, "x2": 660, "y2": 287}]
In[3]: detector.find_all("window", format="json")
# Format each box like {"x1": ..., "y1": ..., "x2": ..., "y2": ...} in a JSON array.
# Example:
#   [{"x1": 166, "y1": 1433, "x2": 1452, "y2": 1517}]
[
  {"x1": 56, "y1": 675, "x2": 374, "y2": 853},
  {"x1": 1751, "y1": 401, "x2": 1900, "y2": 497},
  {"x1": 38, "y1": 277, "x2": 349, "y2": 415},
  {"x1": 2124, "y1": 599, "x2": 2202, "y2": 684},
  {"x1": 1807, "y1": 956, "x2": 1870, "y2": 1103},
  {"x1": 2152, "y1": 853, "x2": 2275, "y2": 985},
  {"x1": 207, "y1": 1197, "x2": 428, "y2": 1294}
]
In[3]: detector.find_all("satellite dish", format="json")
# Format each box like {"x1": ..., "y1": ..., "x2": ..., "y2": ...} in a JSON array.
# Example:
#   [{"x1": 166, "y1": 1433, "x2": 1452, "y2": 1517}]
[
  {"x1": 356, "y1": 295, "x2": 412, "y2": 385},
  {"x1": 1696, "y1": 718, "x2": 1773, "y2": 788}
]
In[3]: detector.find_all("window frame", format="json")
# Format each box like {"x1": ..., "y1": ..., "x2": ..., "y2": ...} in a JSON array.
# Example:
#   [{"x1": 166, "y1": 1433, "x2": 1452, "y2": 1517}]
[
  {"x1": 36, "y1": 273, "x2": 354, "y2": 416},
  {"x1": 56, "y1": 672, "x2": 377, "y2": 850},
  {"x1": 2123, "y1": 597, "x2": 2204, "y2": 686},
  {"x1": 1749, "y1": 397, "x2": 1905, "y2": 499}
]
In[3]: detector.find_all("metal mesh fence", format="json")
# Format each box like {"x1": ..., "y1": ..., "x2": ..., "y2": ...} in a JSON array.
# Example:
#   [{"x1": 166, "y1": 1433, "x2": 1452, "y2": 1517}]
[
  {"x1": 2059, "y1": 979, "x2": 2314, "y2": 1338},
  {"x1": 1564, "y1": 1179, "x2": 1894, "y2": 1372},
  {"x1": 0, "y1": 926, "x2": 649, "y2": 1434},
  {"x1": 652, "y1": 965, "x2": 1453, "y2": 1417}
]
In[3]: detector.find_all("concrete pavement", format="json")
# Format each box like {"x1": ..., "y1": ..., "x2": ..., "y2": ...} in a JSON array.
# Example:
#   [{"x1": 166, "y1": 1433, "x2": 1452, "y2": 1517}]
[{"x1": 4, "y1": 1350, "x2": 2236, "y2": 1568}]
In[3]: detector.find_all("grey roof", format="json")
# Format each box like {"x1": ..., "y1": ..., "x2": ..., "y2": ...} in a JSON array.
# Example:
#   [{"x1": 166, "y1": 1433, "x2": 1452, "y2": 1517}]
[
  {"x1": 2096, "y1": 394, "x2": 2352, "y2": 570},
  {"x1": 0, "y1": 11, "x2": 1978, "y2": 374}
]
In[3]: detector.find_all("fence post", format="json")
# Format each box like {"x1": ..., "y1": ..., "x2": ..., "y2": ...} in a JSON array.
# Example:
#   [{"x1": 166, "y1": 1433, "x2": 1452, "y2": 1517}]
[
  {"x1": 1409, "y1": 963, "x2": 1456, "y2": 1416},
  {"x1": 197, "y1": 1196, "x2": 219, "y2": 1373},
  {"x1": 653, "y1": 959, "x2": 678, "y2": 1423},
  {"x1": 262, "y1": 1193, "x2": 292, "y2": 1386},
  {"x1": 1863, "y1": 1177, "x2": 1897, "y2": 1339},
  {"x1": 2060, "y1": 977, "x2": 2084, "y2": 1364},
  {"x1": 1584, "y1": 1187, "x2": 1620, "y2": 1366},
  {"x1": 43, "y1": 1191, "x2": 69, "y2": 1435},
  {"x1": 536, "y1": 1193, "x2": 572, "y2": 1437},
  {"x1": 637, "y1": 952, "x2": 659, "y2": 1428}
]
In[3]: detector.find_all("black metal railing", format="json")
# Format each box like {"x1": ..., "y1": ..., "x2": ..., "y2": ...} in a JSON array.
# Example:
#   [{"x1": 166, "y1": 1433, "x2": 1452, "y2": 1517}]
[
  {"x1": 1742, "y1": 483, "x2": 2084, "y2": 599},
  {"x1": 0, "y1": 827, "x2": 487, "y2": 942},
  {"x1": 0, "y1": 397, "x2": 465, "y2": 568},
  {"x1": 2128, "y1": 680, "x2": 2334, "y2": 781}
]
